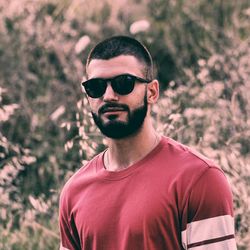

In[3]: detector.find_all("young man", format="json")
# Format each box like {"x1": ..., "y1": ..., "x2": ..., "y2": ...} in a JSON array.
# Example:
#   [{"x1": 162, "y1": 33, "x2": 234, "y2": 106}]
[{"x1": 59, "y1": 36, "x2": 236, "y2": 250}]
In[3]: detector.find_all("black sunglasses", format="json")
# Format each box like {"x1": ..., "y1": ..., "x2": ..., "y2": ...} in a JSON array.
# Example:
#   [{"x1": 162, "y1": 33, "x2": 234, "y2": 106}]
[{"x1": 81, "y1": 74, "x2": 151, "y2": 98}]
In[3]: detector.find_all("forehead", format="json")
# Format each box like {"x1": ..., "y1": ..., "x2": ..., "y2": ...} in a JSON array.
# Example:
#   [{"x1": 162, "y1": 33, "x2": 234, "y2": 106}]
[{"x1": 86, "y1": 55, "x2": 145, "y2": 79}]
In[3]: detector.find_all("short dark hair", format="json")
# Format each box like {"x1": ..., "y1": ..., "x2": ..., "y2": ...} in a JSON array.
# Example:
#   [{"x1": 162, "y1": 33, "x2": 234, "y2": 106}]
[{"x1": 86, "y1": 35, "x2": 153, "y2": 80}]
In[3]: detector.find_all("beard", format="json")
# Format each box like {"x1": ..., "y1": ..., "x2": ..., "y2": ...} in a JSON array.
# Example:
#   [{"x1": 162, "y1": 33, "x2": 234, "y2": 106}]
[{"x1": 91, "y1": 93, "x2": 148, "y2": 139}]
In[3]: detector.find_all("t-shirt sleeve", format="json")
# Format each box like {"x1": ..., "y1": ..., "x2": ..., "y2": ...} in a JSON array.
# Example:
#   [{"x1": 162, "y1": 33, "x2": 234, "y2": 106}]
[
  {"x1": 59, "y1": 189, "x2": 81, "y2": 250},
  {"x1": 181, "y1": 167, "x2": 237, "y2": 249}
]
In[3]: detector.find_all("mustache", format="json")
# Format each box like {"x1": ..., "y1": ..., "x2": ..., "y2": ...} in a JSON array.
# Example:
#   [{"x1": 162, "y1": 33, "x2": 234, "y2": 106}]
[{"x1": 98, "y1": 103, "x2": 129, "y2": 115}]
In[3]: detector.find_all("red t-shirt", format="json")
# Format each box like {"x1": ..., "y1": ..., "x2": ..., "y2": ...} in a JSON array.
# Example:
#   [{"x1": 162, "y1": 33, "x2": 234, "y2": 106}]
[{"x1": 59, "y1": 136, "x2": 236, "y2": 250}]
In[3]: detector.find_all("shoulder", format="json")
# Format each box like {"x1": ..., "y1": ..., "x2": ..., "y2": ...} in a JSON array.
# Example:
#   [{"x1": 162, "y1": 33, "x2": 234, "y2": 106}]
[
  {"x1": 159, "y1": 137, "x2": 231, "y2": 203},
  {"x1": 59, "y1": 152, "x2": 102, "y2": 205},
  {"x1": 159, "y1": 136, "x2": 222, "y2": 178},
  {"x1": 162, "y1": 136, "x2": 216, "y2": 168}
]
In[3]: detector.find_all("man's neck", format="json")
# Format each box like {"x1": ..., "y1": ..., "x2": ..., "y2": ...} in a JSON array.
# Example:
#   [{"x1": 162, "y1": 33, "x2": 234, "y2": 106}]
[{"x1": 104, "y1": 123, "x2": 160, "y2": 172}]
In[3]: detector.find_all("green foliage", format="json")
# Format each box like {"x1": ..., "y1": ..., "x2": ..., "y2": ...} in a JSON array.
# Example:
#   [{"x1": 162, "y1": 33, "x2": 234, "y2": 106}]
[{"x1": 0, "y1": 0, "x2": 249, "y2": 249}]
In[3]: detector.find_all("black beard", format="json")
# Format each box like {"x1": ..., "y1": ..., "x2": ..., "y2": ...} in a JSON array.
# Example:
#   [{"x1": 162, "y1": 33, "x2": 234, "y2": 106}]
[{"x1": 91, "y1": 94, "x2": 148, "y2": 139}]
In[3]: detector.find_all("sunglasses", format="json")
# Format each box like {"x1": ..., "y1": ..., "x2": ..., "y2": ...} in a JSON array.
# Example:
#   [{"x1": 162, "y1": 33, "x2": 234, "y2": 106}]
[{"x1": 81, "y1": 74, "x2": 151, "y2": 98}]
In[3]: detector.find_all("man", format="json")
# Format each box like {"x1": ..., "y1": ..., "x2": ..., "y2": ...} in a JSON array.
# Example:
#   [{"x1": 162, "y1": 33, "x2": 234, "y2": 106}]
[{"x1": 59, "y1": 36, "x2": 236, "y2": 249}]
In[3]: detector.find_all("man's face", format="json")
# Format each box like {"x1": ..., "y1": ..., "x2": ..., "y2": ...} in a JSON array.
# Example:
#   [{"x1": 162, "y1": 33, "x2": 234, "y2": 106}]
[{"x1": 85, "y1": 55, "x2": 149, "y2": 139}]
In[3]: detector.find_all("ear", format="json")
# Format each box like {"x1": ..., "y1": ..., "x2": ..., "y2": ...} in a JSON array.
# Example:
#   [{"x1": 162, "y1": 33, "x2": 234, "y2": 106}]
[{"x1": 147, "y1": 79, "x2": 159, "y2": 104}]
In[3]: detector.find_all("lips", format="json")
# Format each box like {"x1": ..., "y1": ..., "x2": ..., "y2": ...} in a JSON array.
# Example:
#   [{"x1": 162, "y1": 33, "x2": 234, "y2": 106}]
[
  {"x1": 99, "y1": 104, "x2": 129, "y2": 115},
  {"x1": 102, "y1": 107, "x2": 125, "y2": 113}
]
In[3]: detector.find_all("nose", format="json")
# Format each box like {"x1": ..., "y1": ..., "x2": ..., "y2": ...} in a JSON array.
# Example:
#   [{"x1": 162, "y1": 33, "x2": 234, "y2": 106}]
[{"x1": 103, "y1": 83, "x2": 118, "y2": 102}]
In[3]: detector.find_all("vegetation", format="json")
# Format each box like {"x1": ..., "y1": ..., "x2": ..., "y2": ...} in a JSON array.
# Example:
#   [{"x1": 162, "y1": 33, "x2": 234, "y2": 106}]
[{"x1": 0, "y1": 0, "x2": 249, "y2": 249}]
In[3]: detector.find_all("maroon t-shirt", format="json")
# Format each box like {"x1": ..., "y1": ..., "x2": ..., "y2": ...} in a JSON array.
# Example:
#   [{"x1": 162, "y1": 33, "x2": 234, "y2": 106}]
[{"x1": 59, "y1": 136, "x2": 236, "y2": 250}]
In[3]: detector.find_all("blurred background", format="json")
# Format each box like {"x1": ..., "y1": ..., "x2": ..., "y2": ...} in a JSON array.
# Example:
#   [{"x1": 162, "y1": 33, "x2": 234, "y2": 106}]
[{"x1": 0, "y1": 0, "x2": 249, "y2": 249}]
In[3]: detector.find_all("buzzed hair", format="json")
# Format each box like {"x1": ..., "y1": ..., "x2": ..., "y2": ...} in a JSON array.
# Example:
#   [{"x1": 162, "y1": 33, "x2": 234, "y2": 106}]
[{"x1": 86, "y1": 36, "x2": 154, "y2": 80}]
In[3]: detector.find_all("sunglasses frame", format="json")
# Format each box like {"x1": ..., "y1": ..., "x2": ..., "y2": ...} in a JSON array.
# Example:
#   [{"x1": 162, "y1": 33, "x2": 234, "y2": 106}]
[{"x1": 81, "y1": 73, "x2": 151, "y2": 98}]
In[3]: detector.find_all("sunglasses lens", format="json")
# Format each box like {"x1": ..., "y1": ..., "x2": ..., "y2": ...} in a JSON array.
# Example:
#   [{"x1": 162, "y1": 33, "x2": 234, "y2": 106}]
[
  {"x1": 112, "y1": 75, "x2": 135, "y2": 95},
  {"x1": 84, "y1": 79, "x2": 107, "y2": 98},
  {"x1": 83, "y1": 74, "x2": 140, "y2": 98}
]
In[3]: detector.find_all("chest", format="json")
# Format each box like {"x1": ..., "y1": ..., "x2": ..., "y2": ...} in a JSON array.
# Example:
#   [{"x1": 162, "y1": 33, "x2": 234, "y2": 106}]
[{"x1": 72, "y1": 172, "x2": 181, "y2": 243}]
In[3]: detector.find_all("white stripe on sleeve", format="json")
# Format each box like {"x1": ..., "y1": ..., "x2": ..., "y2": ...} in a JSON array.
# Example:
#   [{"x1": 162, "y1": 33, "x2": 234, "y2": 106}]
[
  {"x1": 188, "y1": 238, "x2": 237, "y2": 249},
  {"x1": 181, "y1": 215, "x2": 236, "y2": 249}
]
